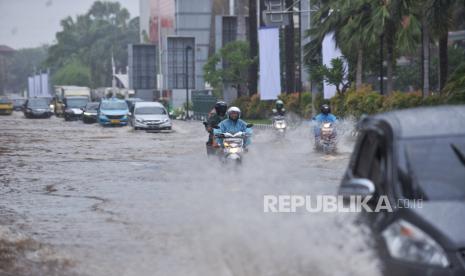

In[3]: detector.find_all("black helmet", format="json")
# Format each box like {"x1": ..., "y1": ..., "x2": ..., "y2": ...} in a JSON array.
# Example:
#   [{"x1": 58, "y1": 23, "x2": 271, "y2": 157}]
[
  {"x1": 276, "y1": 100, "x2": 284, "y2": 110},
  {"x1": 214, "y1": 101, "x2": 227, "y2": 116},
  {"x1": 321, "y1": 104, "x2": 331, "y2": 115}
]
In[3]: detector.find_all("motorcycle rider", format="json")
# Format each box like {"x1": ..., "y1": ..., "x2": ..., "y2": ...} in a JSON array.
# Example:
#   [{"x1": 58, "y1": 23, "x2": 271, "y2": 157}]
[
  {"x1": 205, "y1": 101, "x2": 228, "y2": 150},
  {"x1": 313, "y1": 104, "x2": 337, "y2": 139},
  {"x1": 214, "y1": 106, "x2": 252, "y2": 147},
  {"x1": 272, "y1": 100, "x2": 286, "y2": 116}
]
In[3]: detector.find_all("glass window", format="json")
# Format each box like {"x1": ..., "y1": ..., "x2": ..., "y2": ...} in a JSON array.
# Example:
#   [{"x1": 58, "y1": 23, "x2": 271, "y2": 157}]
[
  {"x1": 135, "y1": 106, "x2": 166, "y2": 115},
  {"x1": 101, "y1": 101, "x2": 128, "y2": 110},
  {"x1": 404, "y1": 136, "x2": 465, "y2": 200}
]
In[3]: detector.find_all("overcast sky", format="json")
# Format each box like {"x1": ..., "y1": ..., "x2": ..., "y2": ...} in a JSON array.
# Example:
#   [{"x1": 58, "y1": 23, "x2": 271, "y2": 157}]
[{"x1": 0, "y1": 0, "x2": 139, "y2": 49}]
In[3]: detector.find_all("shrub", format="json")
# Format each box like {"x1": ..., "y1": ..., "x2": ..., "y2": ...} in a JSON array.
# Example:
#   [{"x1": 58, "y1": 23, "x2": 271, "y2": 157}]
[
  {"x1": 382, "y1": 91, "x2": 423, "y2": 112},
  {"x1": 443, "y1": 63, "x2": 465, "y2": 104}
]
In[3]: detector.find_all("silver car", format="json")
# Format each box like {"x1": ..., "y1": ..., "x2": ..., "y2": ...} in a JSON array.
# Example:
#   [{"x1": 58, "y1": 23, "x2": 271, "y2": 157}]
[{"x1": 132, "y1": 102, "x2": 172, "y2": 131}]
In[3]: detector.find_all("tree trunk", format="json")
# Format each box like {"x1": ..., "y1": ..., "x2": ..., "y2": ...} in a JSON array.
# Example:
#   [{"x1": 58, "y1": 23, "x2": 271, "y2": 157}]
[
  {"x1": 248, "y1": 0, "x2": 258, "y2": 95},
  {"x1": 386, "y1": 34, "x2": 394, "y2": 95},
  {"x1": 356, "y1": 48, "x2": 363, "y2": 90},
  {"x1": 284, "y1": 0, "x2": 295, "y2": 94},
  {"x1": 379, "y1": 34, "x2": 384, "y2": 95},
  {"x1": 422, "y1": 16, "x2": 430, "y2": 98},
  {"x1": 438, "y1": 32, "x2": 448, "y2": 92}
]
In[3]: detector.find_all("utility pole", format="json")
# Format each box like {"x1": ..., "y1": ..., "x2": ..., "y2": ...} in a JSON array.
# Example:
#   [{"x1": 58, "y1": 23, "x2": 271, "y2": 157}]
[
  {"x1": 248, "y1": 0, "x2": 259, "y2": 95},
  {"x1": 284, "y1": 0, "x2": 296, "y2": 94},
  {"x1": 185, "y1": 46, "x2": 192, "y2": 120}
]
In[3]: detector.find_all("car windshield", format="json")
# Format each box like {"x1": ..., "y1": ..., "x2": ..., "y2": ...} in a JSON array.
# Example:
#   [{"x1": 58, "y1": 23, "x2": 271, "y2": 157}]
[
  {"x1": 13, "y1": 99, "x2": 26, "y2": 105},
  {"x1": 404, "y1": 136, "x2": 465, "y2": 201},
  {"x1": 28, "y1": 99, "x2": 49, "y2": 108},
  {"x1": 135, "y1": 106, "x2": 166, "y2": 115},
  {"x1": 0, "y1": 97, "x2": 12, "y2": 104},
  {"x1": 101, "y1": 101, "x2": 128, "y2": 110},
  {"x1": 67, "y1": 98, "x2": 88, "y2": 108},
  {"x1": 85, "y1": 103, "x2": 99, "y2": 111}
]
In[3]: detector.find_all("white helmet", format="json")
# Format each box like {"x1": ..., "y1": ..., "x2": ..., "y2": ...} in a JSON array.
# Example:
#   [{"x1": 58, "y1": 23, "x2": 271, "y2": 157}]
[{"x1": 227, "y1": 106, "x2": 241, "y2": 119}]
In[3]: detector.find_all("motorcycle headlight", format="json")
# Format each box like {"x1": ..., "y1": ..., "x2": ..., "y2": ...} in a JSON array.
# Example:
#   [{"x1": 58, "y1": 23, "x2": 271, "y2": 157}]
[
  {"x1": 229, "y1": 148, "x2": 240, "y2": 153},
  {"x1": 382, "y1": 220, "x2": 449, "y2": 267},
  {"x1": 323, "y1": 123, "x2": 332, "y2": 128}
]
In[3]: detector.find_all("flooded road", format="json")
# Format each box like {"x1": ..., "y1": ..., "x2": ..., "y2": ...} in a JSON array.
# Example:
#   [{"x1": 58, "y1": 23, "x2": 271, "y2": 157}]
[{"x1": 0, "y1": 112, "x2": 381, "y2": 276}]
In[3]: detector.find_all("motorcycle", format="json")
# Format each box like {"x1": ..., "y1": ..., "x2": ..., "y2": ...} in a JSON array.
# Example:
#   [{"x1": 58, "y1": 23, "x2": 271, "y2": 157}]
[
  {"x1": 203, "y1": 121, "x2": 218, "y2": 156},
  {"x1": 272, "y1": 115, "x2": 287, "y2": 137},
  {"x1": 214, "y1": 124, "x2": 253, "y2": 164},
  {"x1": 315, "y1": 122, "x2": 337, "y2": 154}
]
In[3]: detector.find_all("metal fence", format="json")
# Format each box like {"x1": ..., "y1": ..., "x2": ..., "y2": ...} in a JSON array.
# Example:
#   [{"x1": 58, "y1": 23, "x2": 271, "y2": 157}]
[{"x1": 191, "y1": 94, "x2": 217, "y2": 120}]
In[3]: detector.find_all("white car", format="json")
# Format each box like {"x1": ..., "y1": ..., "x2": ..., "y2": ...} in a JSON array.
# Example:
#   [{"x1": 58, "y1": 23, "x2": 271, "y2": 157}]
[{"x1": 132, "y1": 102, "x2": 172, "y2": 131}]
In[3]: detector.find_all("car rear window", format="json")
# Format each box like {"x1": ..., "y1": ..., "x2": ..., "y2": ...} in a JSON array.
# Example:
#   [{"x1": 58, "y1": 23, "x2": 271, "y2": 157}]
[{"x1": 404, "y1": 136, "x2": 465, "y2": 201}]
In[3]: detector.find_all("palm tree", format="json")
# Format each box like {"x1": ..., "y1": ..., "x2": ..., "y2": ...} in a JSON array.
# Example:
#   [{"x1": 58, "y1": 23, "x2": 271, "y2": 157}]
[{"x1": 306, "y1": 0, "x2": 376, "y2": 90}]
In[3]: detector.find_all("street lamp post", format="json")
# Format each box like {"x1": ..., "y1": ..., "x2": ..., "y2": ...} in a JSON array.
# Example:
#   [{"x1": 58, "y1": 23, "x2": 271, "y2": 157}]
[{"x1": 185, "y1": 45, "x2": 192, "y2": 120}]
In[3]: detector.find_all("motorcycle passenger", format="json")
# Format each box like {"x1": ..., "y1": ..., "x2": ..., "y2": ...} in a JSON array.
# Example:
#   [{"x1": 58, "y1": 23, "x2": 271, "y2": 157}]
[
  {"x1": 214, "y1": 106, "x2": 252, "y2": 147},
  {"x1": 313, "y1": 104, "x2": 337, "y2": 138},
  {"x1": 272, "y1": 100, "x2": 286, "y2": 116},
  {"x1": 205, "y1": 101, "x2": 228, "y2": 148}
]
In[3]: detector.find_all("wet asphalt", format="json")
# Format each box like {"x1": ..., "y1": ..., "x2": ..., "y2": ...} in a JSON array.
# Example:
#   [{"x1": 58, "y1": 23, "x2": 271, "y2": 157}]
[{"x1": 0, "y1": 112, "x2": 381, "y2": 276}]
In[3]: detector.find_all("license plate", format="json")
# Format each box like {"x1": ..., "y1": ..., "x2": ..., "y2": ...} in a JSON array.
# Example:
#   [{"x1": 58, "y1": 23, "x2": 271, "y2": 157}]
[{"x1": 110, "y1": 119, "x2": 120, "y2": 124}]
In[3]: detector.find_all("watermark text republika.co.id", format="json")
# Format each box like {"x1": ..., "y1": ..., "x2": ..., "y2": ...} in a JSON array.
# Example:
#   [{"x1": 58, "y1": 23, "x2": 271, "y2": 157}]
[{"x1": 263, "y1": 195, "x2": 423, "y2": 213}]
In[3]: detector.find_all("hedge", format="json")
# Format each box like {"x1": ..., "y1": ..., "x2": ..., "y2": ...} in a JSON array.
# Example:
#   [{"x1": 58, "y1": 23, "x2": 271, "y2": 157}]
[{"x1": 230, "y1": 84, "x2": 464, "y2": 120}]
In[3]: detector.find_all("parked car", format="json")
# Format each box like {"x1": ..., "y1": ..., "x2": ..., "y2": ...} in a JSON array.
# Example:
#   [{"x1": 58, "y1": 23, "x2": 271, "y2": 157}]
[
  {"x1": 0, "y1": 97, "x2": 13, "y2": 115},
  {"x1": 82, "y1": 102, "x2": 100, "y2": 124},
  {"x1": 339, "y1": 105, "x2": 465, "y2": 276},
  {"x1": 97, "y1": 98, "x2": 129, "y2": 126},
  {"x1": 132, "y1": 101, "x2": 172, "y2": 131},
  {"x1": 63, "y1": 96, "x2": 89, "y2": 121},
  {"x1": 12, "y1": 97, "x2": 26, "y2": 111},
  {"x1": 23, "y1": 98, "x2": 53, "y2": 118}
]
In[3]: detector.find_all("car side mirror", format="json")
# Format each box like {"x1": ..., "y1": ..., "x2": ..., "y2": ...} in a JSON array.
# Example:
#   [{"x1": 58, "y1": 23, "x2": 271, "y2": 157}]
[
  {"x1": 246, "y1": 123, "x2": 254, "y2": 128},
  {"x1": 338, "y1": 178, "x2": 375, "y2": 198}
]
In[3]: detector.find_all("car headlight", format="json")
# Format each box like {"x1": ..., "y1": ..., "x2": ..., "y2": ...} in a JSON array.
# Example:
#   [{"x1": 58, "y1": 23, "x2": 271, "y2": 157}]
[
  {"x1": 136, "y1": 118, "x2": 144, "y2": 123},
  {"x1": 382, "y1": 219, "x2": 449, "y2": 267}
]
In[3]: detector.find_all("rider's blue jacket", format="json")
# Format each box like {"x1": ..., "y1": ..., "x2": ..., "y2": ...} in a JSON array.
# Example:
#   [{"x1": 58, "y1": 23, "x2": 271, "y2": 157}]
[
  {"x1": 314, "y1": 113, "x2": 337, "y2": 123},
  {"x1": 214, "y1": 118, "x2": 253, "y2": 145},
  {"x1": 313, "y1": 113, "x2": 337, "y2": 137}
]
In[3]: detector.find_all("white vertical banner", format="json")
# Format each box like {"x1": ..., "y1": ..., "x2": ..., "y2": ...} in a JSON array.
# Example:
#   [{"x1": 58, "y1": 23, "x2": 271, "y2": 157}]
[
  {"x1": 34, "y1": 75, "x2": 41, "y2": 97},
  {"x1": 322, "y1": 33, "x2": 343, "y2": 99},
  {"x1": 40, "y1": 73, "x2": 49, "y2": 96},
  {"x1": 28, "y1": 77, "x2": 34, "y2": 98},
  {"x1": 259, "y1": 27, "x2": 281, "y2": 100}
]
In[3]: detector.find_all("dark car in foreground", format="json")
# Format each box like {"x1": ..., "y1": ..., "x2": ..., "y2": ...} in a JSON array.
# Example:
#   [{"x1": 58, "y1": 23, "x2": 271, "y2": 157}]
[
  {"x1": 339, "y1": 105, "x2": 465, "y2": 276},
  {"x1": 23, "y1": 98, "x2": 53, "y2": 118},
  {"x1": 82, "y1": 102, "x2": 99, "y2": 124},
  {"x1": 63, "y1": 96, "x2": 89, "y2": 121}
]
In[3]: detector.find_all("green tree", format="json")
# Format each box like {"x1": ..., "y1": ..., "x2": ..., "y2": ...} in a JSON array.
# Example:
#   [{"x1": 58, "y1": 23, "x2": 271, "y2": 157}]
[
  {"x1": 203, "y1": 41, "x2": 255, "y2": 97},
  {"x1": 53, "y1": 59, "x2": 91, "y2": 87},
  {"x1": 316, "y1": 57, "x2": 350, "y2": 94},
  {"x1": 46, "y1": 1, "x2": 139, "y2": 88},
  {"x1": 6, "y1": 46, "x2": 48, "y2": 93}
]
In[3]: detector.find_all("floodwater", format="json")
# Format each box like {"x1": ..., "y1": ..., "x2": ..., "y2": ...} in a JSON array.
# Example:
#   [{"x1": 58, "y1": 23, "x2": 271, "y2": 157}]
[{"x1": 0, "y1": 112, "x2": 381, "y2": 276}]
